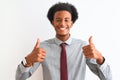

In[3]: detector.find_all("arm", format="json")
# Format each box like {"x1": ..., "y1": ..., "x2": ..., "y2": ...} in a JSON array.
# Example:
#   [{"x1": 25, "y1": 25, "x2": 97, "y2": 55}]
[
  {"x1": 15, "y1": 61, "x2": 40, "y2": 80},
  {"x1": 86, "y1": 58, "x2": 112, "y2": 80},
  {"x1": 16, "y1": 38, "x2": 46, "y2": 80},
  {"x1": 82, "y1": 36, "x2": 112, "y2": 80}
]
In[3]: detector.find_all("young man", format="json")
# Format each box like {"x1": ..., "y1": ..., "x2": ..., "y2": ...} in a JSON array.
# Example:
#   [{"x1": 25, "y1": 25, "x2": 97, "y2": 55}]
[{"x1": 16, "y1": 2, "x2": 112, "y2": 80}]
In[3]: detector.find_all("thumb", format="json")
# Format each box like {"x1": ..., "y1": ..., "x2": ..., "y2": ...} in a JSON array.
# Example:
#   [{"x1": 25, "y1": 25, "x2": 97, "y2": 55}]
[
  {"x1": 89, "y1": 36, "x2": 93, "y2": 45},
  {"x1": 34, "y1": 38, "x2": 40, "y2": 48}
]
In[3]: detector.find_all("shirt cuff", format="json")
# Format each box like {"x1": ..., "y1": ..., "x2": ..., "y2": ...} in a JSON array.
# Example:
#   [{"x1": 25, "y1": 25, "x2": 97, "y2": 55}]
[
  {"x1": 87, "y1": 58, "x2": 107, "y2": 68},
  {"x1": 99, "y1": 58, "x2": 108, "y2": 70},
  {"x1": 19, "y1": 63, "x2": 32, "y2": 73}
]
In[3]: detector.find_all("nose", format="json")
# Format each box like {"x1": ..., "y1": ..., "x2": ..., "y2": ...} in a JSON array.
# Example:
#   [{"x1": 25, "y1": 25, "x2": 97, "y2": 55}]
[{"x1": 60, "y1": 21, "x2": 65, "y2": 27}]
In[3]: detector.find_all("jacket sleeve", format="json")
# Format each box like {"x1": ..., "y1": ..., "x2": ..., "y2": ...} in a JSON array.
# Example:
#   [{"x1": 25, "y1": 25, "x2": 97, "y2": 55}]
[
  {"x1": 86, "y1": 58, "x2": 112, "y2": 80},
  {"x1": 15, "y1": 62, "x2": 41, "y2": 80}
]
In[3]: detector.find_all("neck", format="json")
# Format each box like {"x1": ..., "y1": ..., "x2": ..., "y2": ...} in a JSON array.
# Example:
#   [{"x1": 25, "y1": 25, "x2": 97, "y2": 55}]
[{"x1": 56, "y1": 34, "x2": 70, "y2": 41}]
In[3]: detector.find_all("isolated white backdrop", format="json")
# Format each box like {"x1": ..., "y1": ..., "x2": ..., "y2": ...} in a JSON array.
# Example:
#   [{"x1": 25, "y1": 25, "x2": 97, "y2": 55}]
[{"x1": 0, "y1": 0, "x2": 120, "y2": 80}]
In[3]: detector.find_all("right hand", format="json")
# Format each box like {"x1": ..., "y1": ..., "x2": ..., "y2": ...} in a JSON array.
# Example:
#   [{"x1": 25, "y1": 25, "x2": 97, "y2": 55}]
[{"x1": 25, "y1": 38, "x2": 46, "y2": 67}]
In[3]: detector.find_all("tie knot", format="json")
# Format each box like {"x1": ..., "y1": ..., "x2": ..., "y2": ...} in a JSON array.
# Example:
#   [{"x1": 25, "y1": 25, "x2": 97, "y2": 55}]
[{"x1": 60, "y1": 43, "x2": 66, "y2": 47}]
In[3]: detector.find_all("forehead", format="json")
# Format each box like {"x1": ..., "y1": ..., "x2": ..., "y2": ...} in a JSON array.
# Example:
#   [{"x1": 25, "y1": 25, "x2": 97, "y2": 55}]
[{"x1": 54, "y1": 10, "x2": 72, "y2": 19}]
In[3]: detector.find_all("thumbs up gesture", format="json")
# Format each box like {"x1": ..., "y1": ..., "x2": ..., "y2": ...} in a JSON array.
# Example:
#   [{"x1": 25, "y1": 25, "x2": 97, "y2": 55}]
[
  {"x1": 25, "y1": 38, "x2": 46, "y2": 67},
  {"x1": 82, "y1": 36, "x2": 104, "y2": 65}
]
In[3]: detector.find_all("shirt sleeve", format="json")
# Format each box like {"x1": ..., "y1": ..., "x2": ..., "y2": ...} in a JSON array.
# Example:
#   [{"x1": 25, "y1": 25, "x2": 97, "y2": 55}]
[
  {"x1": 86, "y1": 58, "x2": 112, "y2": 80},
  {"x1": 15, "y1": 62, "x2": 41, "y2": 80}
]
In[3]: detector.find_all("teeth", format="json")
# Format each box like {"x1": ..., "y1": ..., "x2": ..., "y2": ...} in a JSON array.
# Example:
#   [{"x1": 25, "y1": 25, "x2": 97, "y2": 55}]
[{"x1": 60, "y1": 28, "x2": 66, "y2": 30}]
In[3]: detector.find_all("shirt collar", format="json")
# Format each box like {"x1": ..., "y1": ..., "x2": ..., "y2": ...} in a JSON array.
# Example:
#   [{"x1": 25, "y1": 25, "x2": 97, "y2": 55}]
[{"x1": 54, "y1": 36, "x2": 72, "y2": 46}]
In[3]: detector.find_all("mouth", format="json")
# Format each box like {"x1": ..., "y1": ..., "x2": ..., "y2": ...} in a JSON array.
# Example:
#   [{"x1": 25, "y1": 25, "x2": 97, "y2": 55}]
[
  {"x1": 55, "y1": 26, "x2": 69, "y2": 34},
  {"x1": 59, "y1": 27, "x2": 66, "y2": 31}
]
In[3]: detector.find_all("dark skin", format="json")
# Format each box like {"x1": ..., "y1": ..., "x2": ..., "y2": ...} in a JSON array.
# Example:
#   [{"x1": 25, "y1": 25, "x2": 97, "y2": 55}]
[
  {"x1": 52, "y1": 10, "x2": 73, "y2": 41},
  {"x1": 25, "y1": 10, "x2": 104, "y2": 67},
  {"x1": 82, "y1": 36, "x2": 104, "y2": 64}
]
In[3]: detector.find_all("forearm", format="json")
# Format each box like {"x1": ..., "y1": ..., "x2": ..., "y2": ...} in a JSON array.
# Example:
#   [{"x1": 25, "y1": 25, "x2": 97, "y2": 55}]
[
  {"x1": 15, "y1": 63, "x2": 32, "y2": 80},
  {"x1": 99, "y1": 60, "x2": 112, "y2": 80},
  {"x1": 15, "y1": 62, "x2": 40, "y2": 80},
  {"x1": 86, "y1": 58, "x2": 112, "y2": 80}
]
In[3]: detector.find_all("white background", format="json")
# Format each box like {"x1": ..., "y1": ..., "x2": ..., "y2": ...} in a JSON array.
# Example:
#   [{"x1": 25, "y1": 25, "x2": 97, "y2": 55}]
[{"x1": 0, "y1": 0, "x2": 120, "y2": 80}]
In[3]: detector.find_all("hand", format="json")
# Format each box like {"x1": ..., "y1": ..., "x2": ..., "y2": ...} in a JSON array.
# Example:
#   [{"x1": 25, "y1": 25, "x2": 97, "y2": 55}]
[
  {"x1": 25, "y1": 38, "x2": 46, "y2": 67},
  {"x1": 82, "y1": 36, "x2": 104, "y2": 64}
]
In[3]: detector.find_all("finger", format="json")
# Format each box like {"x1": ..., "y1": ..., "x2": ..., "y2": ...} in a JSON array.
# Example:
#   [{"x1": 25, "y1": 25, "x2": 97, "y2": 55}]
[
  {"x1": 40, "y1": 48, "x2": 46, "y2": 53},
  {"x1": 41, "y1": 53, "x2": 46, "y2": 57},
  {"x1": 37, "y1": 48, "x2": 46, "y2": 54},
  {"x1": 82, "y1": 45, "x2": 90, "y2": 51},
  {"x1": 37, "y1": 57, "x2": 45, "y2": 62},
  {"x1": 34, "y1": 38, "x2": 40, "y2": 48},
  {"x1": 89, "y1": 36, "x2": 93, "y2": 45},
  {"x1": 40, "y1": 55, "x2": 46, "y2": 59},
  {"x1": 83, "y1": 51, "x2": 93, "y2": 58}
]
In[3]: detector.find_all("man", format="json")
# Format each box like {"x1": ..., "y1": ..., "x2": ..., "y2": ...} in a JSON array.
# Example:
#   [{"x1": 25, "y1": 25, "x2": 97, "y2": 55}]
[{"x1": 16, "y1": 2, "x2": 112, "y2": 80}]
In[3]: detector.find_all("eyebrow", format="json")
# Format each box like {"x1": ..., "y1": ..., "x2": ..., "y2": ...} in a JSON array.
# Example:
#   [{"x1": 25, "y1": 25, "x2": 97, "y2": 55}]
[{"x1": 55, "y1": 17, "x2": 71, "y2": 20}]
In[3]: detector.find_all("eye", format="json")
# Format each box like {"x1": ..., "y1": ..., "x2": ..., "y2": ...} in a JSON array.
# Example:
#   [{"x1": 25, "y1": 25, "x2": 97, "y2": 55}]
[
  {"x1": 65, "y1": 19, "x2": 69, "y2": 22},
  {"x1": 56, "y1": 19, "x2": 61, "y2": 22},
  {"x1": 55, "y1": 19, "x2": 61, "y2": 22},
  {"x1": 65, "y1": 19, "x2": 70, "y2": 22}
]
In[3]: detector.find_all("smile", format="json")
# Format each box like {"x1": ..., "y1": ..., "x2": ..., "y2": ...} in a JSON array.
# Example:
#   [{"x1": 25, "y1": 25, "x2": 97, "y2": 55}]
[{"x1": 59, "y1": 27, "x2": 67, "y2": 30}]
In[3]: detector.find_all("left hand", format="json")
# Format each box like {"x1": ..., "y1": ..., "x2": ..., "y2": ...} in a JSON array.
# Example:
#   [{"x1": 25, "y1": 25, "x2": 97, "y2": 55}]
[{"x1": 82, "y1": 36, "x2": 104, "y2": 64}]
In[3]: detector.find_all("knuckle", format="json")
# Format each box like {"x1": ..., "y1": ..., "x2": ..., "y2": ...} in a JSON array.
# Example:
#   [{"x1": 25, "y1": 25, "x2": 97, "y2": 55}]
[
  {"x1": 38, "y1": 49, "x2": 41, "y2": 53},
  {"x1": 39, "y1": 48, "x2": 42, "y2": 51},
  {"x1": 36, "y1": 58, "x2": 40, "y2": 61},
  {"x1": 36, "y1": 53, "x2": 41, "y2": 57}
]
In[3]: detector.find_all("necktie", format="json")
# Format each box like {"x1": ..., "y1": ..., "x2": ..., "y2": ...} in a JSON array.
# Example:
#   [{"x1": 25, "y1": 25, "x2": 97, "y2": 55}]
[{"x1": 60, "y1": 43, "x2": 68, "y2": 80}]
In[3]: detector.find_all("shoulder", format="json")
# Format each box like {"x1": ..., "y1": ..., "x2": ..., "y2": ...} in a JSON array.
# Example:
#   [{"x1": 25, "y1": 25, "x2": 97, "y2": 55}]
[
  {"x1": 40, "y1": 38, "x2": 55, "y2": 47},
  {"x1": 71, "y1": 38, "x2": 88, "y2": 46}
]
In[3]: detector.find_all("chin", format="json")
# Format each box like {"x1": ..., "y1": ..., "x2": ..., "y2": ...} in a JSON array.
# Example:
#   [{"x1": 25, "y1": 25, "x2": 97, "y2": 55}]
[{"x1": 57, "y1": 33, "x2": 69, "y2": 37}]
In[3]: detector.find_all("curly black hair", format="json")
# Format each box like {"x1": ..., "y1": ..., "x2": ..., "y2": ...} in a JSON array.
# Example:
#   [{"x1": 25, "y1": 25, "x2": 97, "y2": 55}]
[{"x1": 47, "y1": 2, "x2": 78, "y2": 24}]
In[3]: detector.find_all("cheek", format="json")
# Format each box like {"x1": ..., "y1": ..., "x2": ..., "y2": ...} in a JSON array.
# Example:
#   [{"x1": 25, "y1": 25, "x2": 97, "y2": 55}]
[
  {"x1": 68, "y1": 24, "x2": 72, "y2": 29},
  {"x1": 67, "y1": 22, "x2": 73, "y2": 28},
  {"x1": 52, "y1": 22, "x2": 58, "y2": 27}
]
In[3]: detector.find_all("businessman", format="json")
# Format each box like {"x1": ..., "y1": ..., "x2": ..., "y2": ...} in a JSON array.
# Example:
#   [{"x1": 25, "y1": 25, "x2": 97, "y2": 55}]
[{"x1": 16, "y1": 2, "x2": 112, "y2": 80}]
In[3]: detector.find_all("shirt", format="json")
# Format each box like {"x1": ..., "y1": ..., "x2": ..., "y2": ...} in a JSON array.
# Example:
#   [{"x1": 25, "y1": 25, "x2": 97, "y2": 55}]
[{"x1": 16, "y1": 36, "x2": 112, "y2": 80}]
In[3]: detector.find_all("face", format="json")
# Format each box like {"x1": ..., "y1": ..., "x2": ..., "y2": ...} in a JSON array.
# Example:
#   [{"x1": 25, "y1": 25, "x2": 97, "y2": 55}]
[{"x1": 52, "y1": 10, "x2": 73, "y2": 39}]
